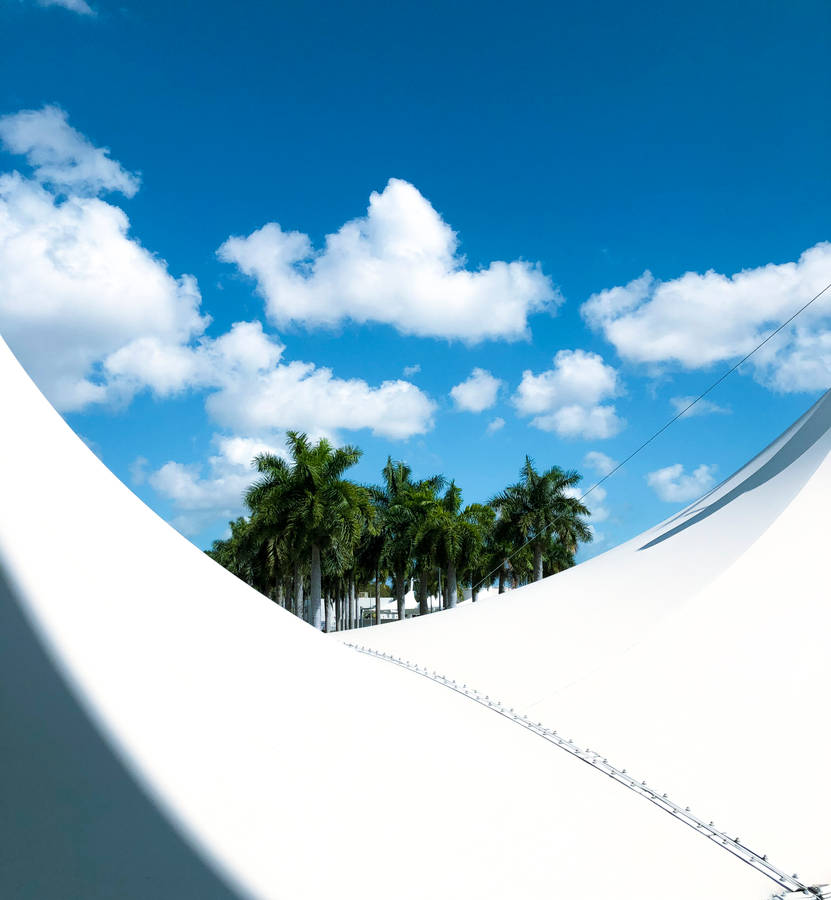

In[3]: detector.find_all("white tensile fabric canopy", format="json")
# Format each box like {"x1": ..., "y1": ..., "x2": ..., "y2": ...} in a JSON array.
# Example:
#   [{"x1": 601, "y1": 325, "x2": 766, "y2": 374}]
[{"x1": 0, "y1": 333, "x2": 828, "y2": 899}]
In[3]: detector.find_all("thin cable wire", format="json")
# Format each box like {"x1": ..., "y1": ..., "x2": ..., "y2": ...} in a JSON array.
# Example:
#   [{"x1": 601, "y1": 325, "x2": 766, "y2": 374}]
[{"x1": 473, "y1": 278, "x2": 831, "y2": 593}]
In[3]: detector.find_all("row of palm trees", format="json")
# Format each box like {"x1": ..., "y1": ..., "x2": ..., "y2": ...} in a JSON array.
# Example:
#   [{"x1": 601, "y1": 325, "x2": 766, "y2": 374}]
[{"x1": 206, "y1": 432, "x2": 593, "y2": 631}]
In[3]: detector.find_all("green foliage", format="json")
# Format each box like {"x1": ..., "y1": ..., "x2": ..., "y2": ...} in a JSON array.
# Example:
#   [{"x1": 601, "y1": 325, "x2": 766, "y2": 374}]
[
  {"x1": 490, "y1": 456, "x2": 592, "y2": 582},
  {"x1": 207, "y1": 439, "x2": 594, "y2": 626}
]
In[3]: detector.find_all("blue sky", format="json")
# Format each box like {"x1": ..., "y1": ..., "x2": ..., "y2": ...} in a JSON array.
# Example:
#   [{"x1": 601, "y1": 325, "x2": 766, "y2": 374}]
[{"x1": 1, "y1": 0, "x2": 829, "y2": 555}]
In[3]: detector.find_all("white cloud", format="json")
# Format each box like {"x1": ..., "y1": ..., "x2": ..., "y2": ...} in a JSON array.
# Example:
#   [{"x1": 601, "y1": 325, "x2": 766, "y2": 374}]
[
  {"x1": 107, "y1": 321, "x2": 437, "y2": 441},
  {"x1": 0, "y1": 106, "x2": 136, "y2": 195},
  {"x1": 450, "y1": 367, "x2": 502, "y2": 412},
  {"x1": 203, "y1": 341, "x2": 436, "y2": 442},
  {"x1": 486, "y1": 416, "x2": 505, "y2": 434},
  {"x1": 512, "y1": 349, "x2": 625, "y2": 439},
  {"x1": 0, "y1": 110, "x2": 435, "y2": 441},
  {"x1": 0, "y1": 108, "x2": 204, "y2": 411},
  {"x1": 583, "y1": 450, "x2": 617, "y2": 476},
  {"x1": 403, "y1": 363, "x2": 421, "y2": 377},
  {"x1": 582, "y1": 243, "x2": 831, "y2": 392},
  {"x1": 669, "y1": 395, "x2": 731, "y2": 418},
  {"x1": 149, "y1": 434, "x2": 286, "y2": 537},
  {"x1": 0, "y1": 171, "x2": 206, "y2": 410},
  {"x1": 646, "y1": 463, "x2": 717, "y2": 503},
  {"x1": 35, "y1": 0, "x2": 95, "y2": 15},
  {"x1": 218, "y1": 178, "x2": 558, "y2": 343}
]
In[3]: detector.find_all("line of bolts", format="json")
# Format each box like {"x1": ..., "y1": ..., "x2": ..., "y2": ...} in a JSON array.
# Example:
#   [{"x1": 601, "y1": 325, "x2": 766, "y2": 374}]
[{"x1": 346, "y1": 642, "x2": 805, "y2": 892}]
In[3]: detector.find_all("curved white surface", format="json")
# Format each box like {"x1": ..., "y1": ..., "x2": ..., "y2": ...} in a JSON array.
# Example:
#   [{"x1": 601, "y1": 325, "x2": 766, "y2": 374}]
[
  {"x1": 1, "y1": 333, "x2": 828, "y2": 899},
  {"x1": 341, "y1": 388, "x2": 831, "y2": 894}
]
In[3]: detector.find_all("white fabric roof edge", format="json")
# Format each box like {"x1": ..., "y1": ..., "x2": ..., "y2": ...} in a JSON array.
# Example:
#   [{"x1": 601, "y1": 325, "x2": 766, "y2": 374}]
[{"x1": 1, "y1": 334, "x2": 827, "y2": 899}]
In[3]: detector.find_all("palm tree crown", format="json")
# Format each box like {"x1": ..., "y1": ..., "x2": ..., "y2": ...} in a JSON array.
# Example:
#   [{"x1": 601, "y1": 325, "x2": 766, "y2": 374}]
[{"x1": 491, "y1": 456, "x2": 592, "y2": 583}]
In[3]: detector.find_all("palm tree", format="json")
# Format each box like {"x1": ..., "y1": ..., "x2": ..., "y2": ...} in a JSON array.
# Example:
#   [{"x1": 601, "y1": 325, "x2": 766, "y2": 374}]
[
  {"x1": 356, "y1": 518, "x2": 386, "y2": 627},
  {"x1": 372, "y1": 459, "x2": 445, "y2": 621},
  {"x1": 459, "y1": 502, "x2": 496, "y2": 602},
  {"x1": 377, "y1": 458, "x2": 416, "y2": 620},
  {"x1": 420, "y1": 482, "x2": 477, "y2": 609},
  {"x1": 247, "y1": 432, "x2": 368, "y2": 629},
  {"x1": 491, "y1": 457, "x2": 592, "y2": 583},
  {"x1": 245, "y1": 454, "x2": 308, "y2": 618},
  {"x1": 207, "y1": 517, "x2": 256, "y2": 584}
]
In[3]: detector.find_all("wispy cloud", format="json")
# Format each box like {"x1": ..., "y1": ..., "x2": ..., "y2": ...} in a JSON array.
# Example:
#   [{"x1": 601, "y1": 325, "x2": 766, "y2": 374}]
[
  {"x1": 583, "y1": 450, "x2": 617, "y2": 476},
  {"x1": 670, "y1": 395, "x2": 731, "y2": 418},
  {"x1": 36, "y1": 0, "x2": 95, "y2": 17},
  {"x1": 646, "y1": 463, "x2": 717, "y2": 503},
  {"x1": 0, "y1": 105, "x2": 136, "y2": 195}
]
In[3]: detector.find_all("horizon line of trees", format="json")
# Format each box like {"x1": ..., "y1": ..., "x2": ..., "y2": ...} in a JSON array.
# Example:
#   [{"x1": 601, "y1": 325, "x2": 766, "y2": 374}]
[{"x1": 206, "y1": 431, "x2": 593, "y2": 632}]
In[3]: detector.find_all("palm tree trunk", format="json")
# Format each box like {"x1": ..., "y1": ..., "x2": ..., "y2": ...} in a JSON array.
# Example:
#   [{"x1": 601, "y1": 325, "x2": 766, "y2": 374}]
[
  {"x1": 375, "y1": 565, "x2": 381, "y2": 626},
  {"x1": 325, "y1": 597, "x2": 334, "y2": 632},
  {"x1": 349, "y1": 574, "x2": 356, "y2": 630},
  {"x1": 447, "y1": 563, "x2": 458, "y2": 608},
  {"x1": 533, "y1": 543, "x2": 544, "y2": 582},
  {"x1": 437, "y1": 567, "x2": 443, "y2": 610},
  {"x1": 294, "y1": 563, "x2": 305, "y2": 621},
  {"x1": 395, "y1": 571, "x2": 405, "y2": 620},
  {"x1": 275, "y1": 578, "x2": 284, "y2": 608},
  {"x1": 498, "y1": 564, "x2": 505, "y2": 594},
  {"x1": 310, "y1": 544, "x2": 322, "y2": 629},
  {"x1": 418, "y1": 567, "x2": 429, "y2": 616},
  {"x1": 472, "y1": 583, "x2": 480, "y2": 603}
]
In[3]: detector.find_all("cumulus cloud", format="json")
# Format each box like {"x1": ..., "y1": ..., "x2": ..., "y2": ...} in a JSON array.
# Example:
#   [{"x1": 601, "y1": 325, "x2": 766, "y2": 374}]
[
  {"x1": 582, "y1": 243, "x2": 831, "y2": 392},
  {"x1": 218, "y1": 178, "x2": 558, "y2": 342},
  {"x1": 0, "y1": 109, "x2": 435, "y2": 441},
  {"x1": 107, "y1": 321, "x2": 437, "y2": 441},
  {"x1": 204, "y1": 349, "x2": 436, "y2": 443},
  {"x1": 583, "y1": 450, "x2": 617, "y2": 476},
  {"x1": 486, "y1": 416, "x2": 505, "y2": 434},
  {"x1": 0, "y1": 172, "x2": 205, "y2": 410},
  {"x1": 149, "y1": 435, "x2": 287, "y2": 537},
  {"x1": 646, "y1": 463, "x2": 717, "y2": 503},
  {"x1": 669, "y1": 395, "x2": 731, "y2": 418},
  {"x1": 450, "y1": 367, "x2": 502, "y2": 412},
  {"x1": 0, "y1": 107, "x2": 203, "y2": 410},
  {"x1": 512, "y1": 349, "x2": 625, "y2": 439},
  {"x1": 0, "y1": 106, "x2": 137, "y2": 195},
  {"x1": 403, "y1": 363, "x2": 421, "y2": 377}
]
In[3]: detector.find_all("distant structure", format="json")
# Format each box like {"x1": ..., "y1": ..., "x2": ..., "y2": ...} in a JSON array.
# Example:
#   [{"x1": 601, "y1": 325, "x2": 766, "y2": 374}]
[{"x1": 1, "y1": 335, "x2": 829, "y2": 899}]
